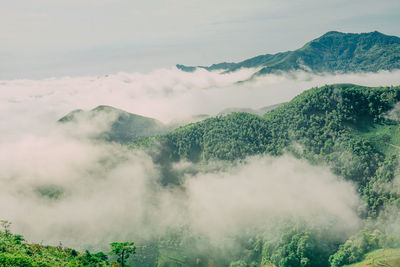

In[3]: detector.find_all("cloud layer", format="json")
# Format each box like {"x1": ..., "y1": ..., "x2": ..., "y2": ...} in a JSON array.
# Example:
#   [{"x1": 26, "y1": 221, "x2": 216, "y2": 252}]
[
  {"x1": 2, "y1": 68, "x2": 400, "y2": 132},
  {"x1": 0, "y1": 134, "x2": 361, "y2": 249},
  {"x1": 1, "y1": 68, "x2": 400, "y2": 249}
]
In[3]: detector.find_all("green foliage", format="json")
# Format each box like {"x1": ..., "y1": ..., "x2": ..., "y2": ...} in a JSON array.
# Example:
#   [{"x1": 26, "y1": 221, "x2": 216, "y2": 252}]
[
  {"x1": 344, "y1": 248, "x2": 400, "y2": 267},
  {"x1": 109, "y1": 242, "x2": 136, "y2": 267},
  {"x1": 329, "y1": 230, "x2": 384, "y2": 267},
  {"x1": 0, "y1": 220, "x2": 12, "y2": 237},
  {"x1": 261, "y1": 226, "x2": 339, "y2": 267},
  {"x1": 80, "y1": 250, "x2": 109, "y2": 265},
  {"x1": 229, "y1": 260, "x2": 247, "y2": 267},
  {"x1": 0, "y1": 222, "x2": 110, "y2": 266},
  {"x1": 0, "y1": 253, "x2": 38, "y2": 267},
  {"x1": 136, "y1": 85, "x2": 400, "y2": 214}
]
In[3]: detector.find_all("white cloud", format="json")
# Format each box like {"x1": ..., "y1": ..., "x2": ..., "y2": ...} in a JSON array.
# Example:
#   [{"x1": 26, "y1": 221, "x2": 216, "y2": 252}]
[
  {"x1": 0, "y1": 134, "x2": 362, "y2": 248},
  {"x1": 1, "y1": 68, "x2": 400, "y2": 136}
]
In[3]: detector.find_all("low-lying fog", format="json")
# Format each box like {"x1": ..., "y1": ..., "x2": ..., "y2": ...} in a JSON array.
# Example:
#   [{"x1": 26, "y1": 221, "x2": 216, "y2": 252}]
[{"x1": 1, "y1": 68, "x2": 400, "y2": 249}]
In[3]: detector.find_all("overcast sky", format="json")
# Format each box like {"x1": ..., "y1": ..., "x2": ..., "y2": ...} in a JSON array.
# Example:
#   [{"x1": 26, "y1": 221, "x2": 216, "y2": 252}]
[{"x1": 1, "y1": 0, "x2": 400, "y2": 79}]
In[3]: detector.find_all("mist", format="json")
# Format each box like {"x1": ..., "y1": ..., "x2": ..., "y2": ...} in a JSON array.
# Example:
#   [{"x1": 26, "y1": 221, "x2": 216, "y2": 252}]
[
  {"x1": 1, "y1": 68, "x2": 400, "y2": 250},
  {"x1": 0, "y1": 133, "x2": 362, "y2": 249},
  {"x1": 2, "y1": 68, "x2": 400, "y2": 137}
]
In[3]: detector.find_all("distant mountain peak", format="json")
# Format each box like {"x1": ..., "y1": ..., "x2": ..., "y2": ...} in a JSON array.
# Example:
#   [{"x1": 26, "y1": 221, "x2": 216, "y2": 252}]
[
  {"x1": 58, "y1": 105, "x2": 168, "y2": 143},
  {"x1": 177, "y1": 31, "x2": 400, "y2": 75},
  {"x1": 92, "y1": 105, "x2": 117, "y2": 112},
  {"x1": 311, "y1": 30, "x2": 395, "y2": 42}
]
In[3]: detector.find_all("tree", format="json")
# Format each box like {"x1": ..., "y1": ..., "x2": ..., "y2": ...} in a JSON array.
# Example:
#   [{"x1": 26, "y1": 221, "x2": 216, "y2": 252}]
[
  {"x1": 0, "y1": 220, "x2": 12, "y2": 237},
  {"x1": 109, "y1": 242, "x2": 136, "y2": 267}
]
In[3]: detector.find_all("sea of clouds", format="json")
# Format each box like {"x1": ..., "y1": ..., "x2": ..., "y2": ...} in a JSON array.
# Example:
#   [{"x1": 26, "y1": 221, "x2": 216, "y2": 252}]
[{"x1": 1, "y1": 67, "x2": 400, "y2": 249}]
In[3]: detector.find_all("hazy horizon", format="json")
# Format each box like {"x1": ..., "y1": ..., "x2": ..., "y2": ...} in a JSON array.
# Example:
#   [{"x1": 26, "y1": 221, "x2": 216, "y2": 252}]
[{"x1": 1, "y1": 0, "x2": 400, "y2": 79}]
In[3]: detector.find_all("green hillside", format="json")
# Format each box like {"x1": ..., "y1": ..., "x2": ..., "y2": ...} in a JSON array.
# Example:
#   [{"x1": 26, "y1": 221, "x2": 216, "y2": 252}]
[
  {"x1": 125, "y1": 84, "x2": 400, "y2": 266},
  {"x1": 0, "y1": 225, "x2": 110, "y2": 266},
  {"x1": 131, "y1": 84, "x2": 400, "y2": 215},
  {"x1": 345, "y1": 248, "x2": 400, "y2": 267},
  {"x1": 177, "y1": 31, "x2": 400, "y2": 75},
  {"x1": 59, "y1": 105, "x2": 169, "y2": 143},
  {"x1": 136, "y1": 84, "x2": 400, "y2": 187}
]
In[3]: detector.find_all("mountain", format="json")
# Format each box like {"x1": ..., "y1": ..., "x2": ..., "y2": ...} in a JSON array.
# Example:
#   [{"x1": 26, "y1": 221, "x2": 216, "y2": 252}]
[
  {"x1": 58, "y1": 104, "x2": 283, "y2": 144},
  {"x1": 133, "y1": 84, "x2": 400, "y2": 211},
  {"x1": 58, "y1": 105, "x2": 169, "y2": 143},
  {"x1": 128, "y1": 83, "x2": 400, "y2": 266},
  {"x1": 177, "y1": 31, "x2": 400, "y2": 76}
]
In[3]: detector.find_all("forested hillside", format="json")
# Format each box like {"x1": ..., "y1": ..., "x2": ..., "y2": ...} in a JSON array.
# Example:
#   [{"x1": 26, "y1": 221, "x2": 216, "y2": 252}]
[
  {"x1": 126, "y1": 84, "x2": 400, "y2": 266},
  {"x1": 140, "y1": 84, "x2": 400, "y2": 214}
]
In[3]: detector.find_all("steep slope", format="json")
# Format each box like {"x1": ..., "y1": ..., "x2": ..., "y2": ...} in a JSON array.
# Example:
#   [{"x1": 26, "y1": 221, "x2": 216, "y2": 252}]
[
  {"x1": 177, "y1": 31, "x2": 400, "y2": 75},
  {"x1": 59, "y1": 105, "x2": 168, "y2": 143}
]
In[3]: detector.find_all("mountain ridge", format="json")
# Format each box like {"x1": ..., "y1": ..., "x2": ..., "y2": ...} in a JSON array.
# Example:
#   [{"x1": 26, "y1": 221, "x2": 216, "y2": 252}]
[{"x1": 177, "y1": 31, "x2": 400, "y2": 76}]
